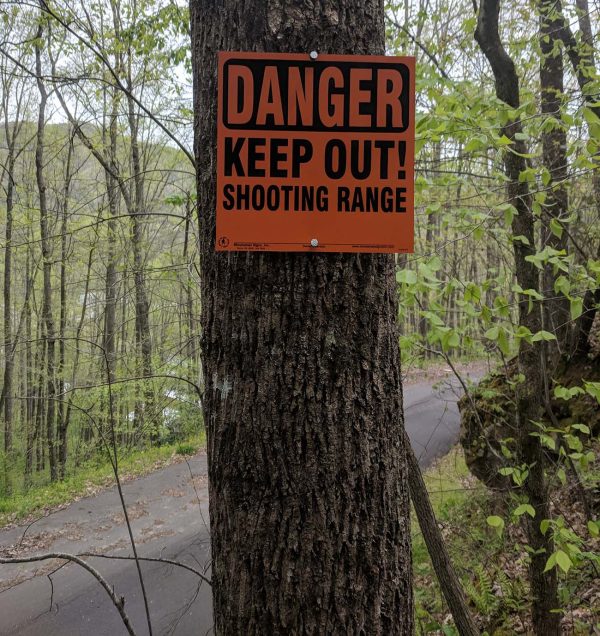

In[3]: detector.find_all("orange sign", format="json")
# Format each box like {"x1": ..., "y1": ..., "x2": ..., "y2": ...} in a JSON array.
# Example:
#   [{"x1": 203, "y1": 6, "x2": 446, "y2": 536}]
[{"x1": 216, "y1": 52, "x2": 415, "y2": 253}]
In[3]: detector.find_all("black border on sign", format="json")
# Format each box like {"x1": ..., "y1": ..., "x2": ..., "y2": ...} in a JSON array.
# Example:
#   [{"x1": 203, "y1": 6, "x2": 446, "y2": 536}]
[{"x1": 222, "y1": 59, "x2": 411, "y2": 133}]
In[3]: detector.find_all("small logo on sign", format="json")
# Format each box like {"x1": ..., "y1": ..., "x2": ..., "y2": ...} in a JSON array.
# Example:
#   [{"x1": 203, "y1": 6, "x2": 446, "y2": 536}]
[{"x1": 218, "y1": 236, "x2": 230, "y2": 248}]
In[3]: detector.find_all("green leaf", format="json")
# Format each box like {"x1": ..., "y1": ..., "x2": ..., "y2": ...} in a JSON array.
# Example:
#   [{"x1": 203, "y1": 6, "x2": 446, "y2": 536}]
[
  {"x1": 531, "y1": 330, "x2": 557, "y2": 342},
  {"x1": 553, "y1": 385, "x2": 584, "y2": 400},
  {"x1": 428, "y1": 255, "x2": 442, "y2": 271},
  {"x1": 464, "y1": 282, "x2": 481, "y2": 303},
  {"x1": 544, "y1": 552, "x2": 557, "y2": 572},
  {"x1": 484, "y1": 326, "x2": 499, "y2": 341},
  {"x1": 522, "y1": 288, "x2": 544, "y2": 301},
  {"x1": 423, "y1": 310, "x2": 444, "y2": 327},
  {"x1": 583, "y1": 106, "x2": 600, "y2": 128},
  {"x1": 396, "y1": 269, "x2": 417, "y2": 285},
  {"x1": 464, "y1": 136, "x2": 488, "y2": 153},
  {"x1": 587, "y1": 521, "x2": 599, "y2": 538},
  {"x1": 570, "y1": 423, "x2": 590, "y2": 435},
  {"x1": 515, "y1": 325, "x2": 533, "y2": 341},
  {"x1": 494, "y1": 296, "x2": 511, "y2": 317},
  {"x1": 519, "y1": 167, "x2": 537, "y2": 183},
  {"x1": 555, "y1": 550, "x2": 572, "y2": 573},
  {"x1": 501, "y1": 204, "x2": 516, "y2": 226},
  {"x1": 514, "y1": 503, "x2": 535, "y2": 518},
  {"x1": 549, "y1": 218, "x2": 563, "y2": 238},
  {"x1": 497, "y1": 327, "x2": 510, "y2": 356},
  {"x1": 486, "y1": 515, "x2": 505, "y2": 534},
  {"x1": 439, "y1": 327, "x2": 460, "y2": 352},
  {"x1": 541, "y1": 168, "x2": 552, "y2": 186},
  {"x1": 584, "y1": 381, "x2": 600, "y2": 402},
  {"x1": 565, "y1": 434, "x2": 583, "y2": 452},
  {"x1": 525, "y1": 252, "x2": 546, "y2": 269},
  {"x1": 539, "y1": 433, "x2": 556, "y2": 451},
  {"x1": 570, "y1": 297, "x2": 583, "y2": 320},
  {"x1": 540, "y1": 519, "x2": 551, "y2": 535},
  {"x1": 554, "y1": 276, "x2": 570, "y2": 296},
  {"x1": 496, "y1": 134, "x2": 513, "y2": 146}
]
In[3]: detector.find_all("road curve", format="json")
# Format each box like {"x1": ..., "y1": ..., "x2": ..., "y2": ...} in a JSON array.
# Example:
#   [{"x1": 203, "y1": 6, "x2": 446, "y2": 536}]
[{"x1": 0, "y1": 377, "x2": 472, "y2": 636}]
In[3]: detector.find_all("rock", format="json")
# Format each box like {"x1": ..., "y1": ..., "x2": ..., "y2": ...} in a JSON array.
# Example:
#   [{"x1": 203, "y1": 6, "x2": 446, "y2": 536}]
[{"x1": 459, "y1": 356, "x2": 600, "y2": 491}]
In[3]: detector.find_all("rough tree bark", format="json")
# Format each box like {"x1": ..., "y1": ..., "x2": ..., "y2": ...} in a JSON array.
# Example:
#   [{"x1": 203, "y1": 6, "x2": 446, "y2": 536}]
[
  {"x1": 190, "y1": 1, "x2": 413, "y2": 633},
  {"x1": 539, "y1": 0, "x2": 570, "y2": 358},
  {"x1": 475, "y1": 1, "x2": 560, "y2": 634}
]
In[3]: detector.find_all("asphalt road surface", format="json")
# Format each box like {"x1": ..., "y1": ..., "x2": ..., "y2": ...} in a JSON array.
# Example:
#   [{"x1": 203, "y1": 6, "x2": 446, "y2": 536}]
[{"x1": 0, "y1": 375, "x2": 474, "y2": 636}]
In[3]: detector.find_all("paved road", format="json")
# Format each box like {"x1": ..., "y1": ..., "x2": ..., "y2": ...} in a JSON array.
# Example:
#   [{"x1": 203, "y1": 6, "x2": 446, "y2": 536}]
[{"x1": 0, "y1": 377, "x2": 473, "y2": 636}]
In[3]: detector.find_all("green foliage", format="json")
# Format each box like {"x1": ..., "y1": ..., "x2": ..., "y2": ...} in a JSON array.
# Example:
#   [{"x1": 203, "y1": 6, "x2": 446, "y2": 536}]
[
  {"x1": 413, "y1": 446, "x2": 599, "y2": 634},
  {"x1": 486, "y1": 515, "x2": 505, "y2": 535},
  {"x1": 389, "y1": 0, "x2": 599, "y2": 370},
  {"x1": 175, "y1": 442, "x2": 199, "y2": 456}
]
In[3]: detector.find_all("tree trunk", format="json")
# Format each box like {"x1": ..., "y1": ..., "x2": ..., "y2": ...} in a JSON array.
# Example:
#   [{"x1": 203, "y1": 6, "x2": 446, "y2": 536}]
[
  {"x1": 124, "y1": 51, "x2": 155, "y2": 437},
  {"x1": 34, "y1": 18, "x2": 57, "y2": 482},
  {"x1": 190, "y1": 1, "x2": 413, "y2": 633},
  {"x1": 539, "y1": 0, "x2": 570, "y2": 358},
  {"x1": 183, "y1": 195, "x2": 198, "y2": 385},
  {"x1": 404, "y1": 429, "x2": 478, "y2": 636},
  {"x1": 2, "y1": 123, "x2": 15, "y2": 496},
  {"x1": 475, "y1": 2, "x2": 560, "y2": 634},
  {"x1": 554, "y1": 0, "x2": 600, "y2": 356},
  {"x1": 57, "y1": 132, "x2": 74, "y2": 480},
  {"x1": 102, "y1": 80, "x2": 120, "y2": 440},
  {"x1": 24, "y1": 249, "x2": 34, "y2": 488},
  {"x1": 68, "y1": 246, "x2": 94, "y2": 458}
]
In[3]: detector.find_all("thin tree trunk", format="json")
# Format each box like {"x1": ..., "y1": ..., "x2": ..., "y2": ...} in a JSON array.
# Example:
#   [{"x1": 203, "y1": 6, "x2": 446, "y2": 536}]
[
  {"x1": 33, "y1": 316, "x2": 46, "y2": 475},
  {"x1": 102, "y1": 79, "x2": 120, "y2": 440},
  {"x1": 57, "y1": 132, "x2": 74, "y2": 480},
  {"x1": 475, "y1": 2, "x2": 560, "y2": 633},
  {"x1": 554, "y1": 0, "x2": 600, "y2": 355},
  {"x1": 191, "y1": 1, "x2": 413, "y2": 633},
  {"x1": 183, "y1": 195, "x2": 197, "y2": 384},
  {"x1": 2, "y1": 128, "x2": 15, "y2": 496},
  {"x1": 404, "y1": 428, "x2": 479, "y2": 636},
  {"x1": 69, "y1": 246, "x2": 94, "y2": 466},
  {"x1": 1, "y1": 26, "x2": 27, "y2": 497},
  {"x1": 24, "y1": 250, "x2": 34, "y2": 487},
  {"x1": 124, "y1": 73, "x2": 155, "y2": 439},
  {"x1": 34, "y1": 18, "x2": 57, "y2": 482},
  {"x1": 539, "y1": 0, "x2": 570, "y2": 358}
]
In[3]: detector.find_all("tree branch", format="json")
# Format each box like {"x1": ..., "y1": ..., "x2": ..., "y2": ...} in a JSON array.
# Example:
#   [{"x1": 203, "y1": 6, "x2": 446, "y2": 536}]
[{"x1": 0, "y1": 552, "x2": 137, "y2": 635}]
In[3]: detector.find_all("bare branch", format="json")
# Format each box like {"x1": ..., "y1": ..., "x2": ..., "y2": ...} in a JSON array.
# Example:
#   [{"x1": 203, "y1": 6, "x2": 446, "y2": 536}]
[{"x1": 0, "y1": 552, "x2": 137, "y2": 635}]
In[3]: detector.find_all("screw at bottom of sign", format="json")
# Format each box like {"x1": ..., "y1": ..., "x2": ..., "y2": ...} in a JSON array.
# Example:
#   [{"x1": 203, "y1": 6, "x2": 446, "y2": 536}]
[{"x1": 310, "y1": 238, "x2": 319, "y2": 248}]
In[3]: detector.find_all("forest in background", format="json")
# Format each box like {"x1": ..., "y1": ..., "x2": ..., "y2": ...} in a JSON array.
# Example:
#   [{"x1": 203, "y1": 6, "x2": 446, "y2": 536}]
[
  {"x1": 0, "y1": 0, "x2": 599, "y2": 633},
  {"x1": 0, "y1": 0, "x2": 199, "y2": 496}
]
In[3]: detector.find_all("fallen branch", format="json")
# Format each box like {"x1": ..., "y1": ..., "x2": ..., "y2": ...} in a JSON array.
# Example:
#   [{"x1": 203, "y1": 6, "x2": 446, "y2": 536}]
[
  {"x1": 79, "y1": 552, "x2": 212, "y2": 587},
  {"x1": 403, "y1": 428, "x2": 480, "y2": 636},
  {"x1": 0, "y1": 552, "x2": 136, "y2": 635}
]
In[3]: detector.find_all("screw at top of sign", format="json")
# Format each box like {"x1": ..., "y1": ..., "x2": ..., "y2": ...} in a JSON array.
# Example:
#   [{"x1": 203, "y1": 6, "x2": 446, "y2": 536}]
[
  {"x1": 309, "y1": 50, "x2": 318, "y2": 60},
  {"x1": 310, "y1": 238, "x2": 319, "y2": 247}
]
